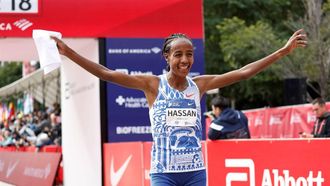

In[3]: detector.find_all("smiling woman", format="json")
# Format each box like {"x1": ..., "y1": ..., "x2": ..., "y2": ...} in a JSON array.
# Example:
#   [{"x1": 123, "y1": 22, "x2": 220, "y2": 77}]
[{"x1": 52, "y1": 29, "x2": 307, "y2": 186}]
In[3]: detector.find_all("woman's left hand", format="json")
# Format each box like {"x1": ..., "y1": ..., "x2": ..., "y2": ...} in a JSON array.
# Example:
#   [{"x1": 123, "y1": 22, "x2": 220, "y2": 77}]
[{"x1": 282, "y1": 29, "x2": 308, "y2": 54}]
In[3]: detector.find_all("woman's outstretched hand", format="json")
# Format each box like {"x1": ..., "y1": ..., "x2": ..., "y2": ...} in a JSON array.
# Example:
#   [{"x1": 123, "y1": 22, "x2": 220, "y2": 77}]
[{"x1": 282, "y1": 29, "x2": 307, "y2": 54}]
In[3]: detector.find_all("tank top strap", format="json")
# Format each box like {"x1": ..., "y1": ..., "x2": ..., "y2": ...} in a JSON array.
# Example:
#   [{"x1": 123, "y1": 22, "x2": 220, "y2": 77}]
[
  {"x1": 158, "y1": 74, "x2": 169, "y2": 100},
  {"x1": 186, "y1": 76, "x2": 194, "y2": 87}
]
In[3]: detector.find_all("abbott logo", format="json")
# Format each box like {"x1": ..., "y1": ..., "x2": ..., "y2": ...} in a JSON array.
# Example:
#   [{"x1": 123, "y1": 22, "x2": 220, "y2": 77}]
[{"x1": 225, "y1": 159, "x2": 255, "y2": 186}]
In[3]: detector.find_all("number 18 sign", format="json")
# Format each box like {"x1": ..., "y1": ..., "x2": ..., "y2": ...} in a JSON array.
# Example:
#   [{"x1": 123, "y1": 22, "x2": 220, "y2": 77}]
[{"x1": 0, "y1": 0, "x2": 39, "y2": 14}]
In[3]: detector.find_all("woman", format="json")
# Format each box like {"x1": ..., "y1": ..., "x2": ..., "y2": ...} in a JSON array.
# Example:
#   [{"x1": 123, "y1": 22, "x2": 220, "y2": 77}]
[{"x1": 52, "y1": 29, "x2": 307, "y2": 186}]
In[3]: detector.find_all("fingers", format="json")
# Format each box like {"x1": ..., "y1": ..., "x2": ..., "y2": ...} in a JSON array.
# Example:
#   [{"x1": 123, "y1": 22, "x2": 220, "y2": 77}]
[
  {"x1": 292, "y1": 29, "x2": 307, "y2": 48},
  {"x1": 295, "y1": 33, "x2": 308, "y2": 47},
  {"x1": 293, "y1": 29, "x2": 305, "y2": 37},
  {"x1": 296, "y1": 33, "x2": 307, "y2": 40},
  {"x1": 50, "y1": 36, "x2": 60, "y2": 43},
  {"x1": 296, "y1": 40, "x2": 308, "y2": 47}
]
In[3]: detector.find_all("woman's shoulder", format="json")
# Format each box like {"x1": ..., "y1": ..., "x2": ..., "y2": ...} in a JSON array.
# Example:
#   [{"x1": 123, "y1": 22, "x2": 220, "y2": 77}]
[{"x1": 144, "y1": 74, "x2": 161, "y2": 89}]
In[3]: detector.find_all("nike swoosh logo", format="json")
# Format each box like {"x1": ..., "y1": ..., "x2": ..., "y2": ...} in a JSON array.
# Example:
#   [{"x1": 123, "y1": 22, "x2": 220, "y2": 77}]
[
  {"x1": 6, "y1": 161, "x2": 19, "y2": 178},
  {"x1": 185, "y1": 93, "x2": 194, "y2": 98},
  {"x1": 110, "y1": 155, "x2": 132, "y2": 186}
]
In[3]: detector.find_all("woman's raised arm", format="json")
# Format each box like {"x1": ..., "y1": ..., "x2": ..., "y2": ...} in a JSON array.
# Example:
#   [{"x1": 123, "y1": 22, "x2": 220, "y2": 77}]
[{"x1": 195, "y1": 29, "x2": 307, "y2": 95}]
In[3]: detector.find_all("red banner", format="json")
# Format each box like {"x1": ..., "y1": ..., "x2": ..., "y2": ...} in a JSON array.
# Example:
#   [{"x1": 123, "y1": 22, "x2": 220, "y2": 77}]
[
  {"x1": 264, "y1": 107, "x2": 292, "y2": 138},
  {"x1": 207, "y1": 139, "x2": 330, "y2": 186},
  {"x1": 244, "y1": 108, "x2": 267, "y2": 138},
  {"x1": 0, "y1": 151, "x2": 61, "y2": 186},
  {"x1": 1, "y1": 0, "x2": 203, "y2": 38},
  {"x1": 244, "y1": 103, "x2": 330, "y2": 138}
]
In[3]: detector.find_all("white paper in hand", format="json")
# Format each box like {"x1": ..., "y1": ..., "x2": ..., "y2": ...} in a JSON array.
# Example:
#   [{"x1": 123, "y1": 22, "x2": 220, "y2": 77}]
[{"x1": 32, "y1": 29, "x2": 62, "y2": 74}]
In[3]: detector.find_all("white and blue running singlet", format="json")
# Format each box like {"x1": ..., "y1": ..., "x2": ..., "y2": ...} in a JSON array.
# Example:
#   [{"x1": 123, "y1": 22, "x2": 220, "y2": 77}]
[{"x1": 149, "y1": 74, "x2": 205, "y2": 174}]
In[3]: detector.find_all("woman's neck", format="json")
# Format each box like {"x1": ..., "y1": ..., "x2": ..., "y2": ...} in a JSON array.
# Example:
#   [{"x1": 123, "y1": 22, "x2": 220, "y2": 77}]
[{"x1": 166, "y1": 73, "x2": 188, "y2": 91}]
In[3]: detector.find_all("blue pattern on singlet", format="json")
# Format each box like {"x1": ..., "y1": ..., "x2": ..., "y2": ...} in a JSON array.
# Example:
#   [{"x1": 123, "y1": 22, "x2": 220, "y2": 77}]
[{"x1": 149, "y1": 74, "x2": 205, "y2": 174}]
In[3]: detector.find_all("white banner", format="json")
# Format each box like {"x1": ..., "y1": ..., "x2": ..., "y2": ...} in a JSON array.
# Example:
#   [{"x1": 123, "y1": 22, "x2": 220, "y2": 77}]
[{"x1": 61, "y1": 38, "x2": 102, "y2": 186}]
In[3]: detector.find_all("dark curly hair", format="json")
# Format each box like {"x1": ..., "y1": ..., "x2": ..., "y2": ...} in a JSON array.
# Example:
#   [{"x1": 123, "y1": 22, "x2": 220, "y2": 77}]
[{"x1": 162, "y1": 33, "x2": 193, "y2": 71}]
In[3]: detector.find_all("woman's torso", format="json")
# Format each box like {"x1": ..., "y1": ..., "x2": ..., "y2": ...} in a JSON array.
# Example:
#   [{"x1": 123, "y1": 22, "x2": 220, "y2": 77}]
[{"x1": 149, "y1": 74, "x2": 205, "y2": 174}]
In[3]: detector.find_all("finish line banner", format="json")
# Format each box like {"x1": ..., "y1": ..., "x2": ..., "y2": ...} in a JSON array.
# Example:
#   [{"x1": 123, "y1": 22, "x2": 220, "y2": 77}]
[
  {"x1": 105, "y1": 38, "x2": 205, "y2": 142},
  {"x1": 0, "y1": 0, "x2": 203, "y2": 38}
]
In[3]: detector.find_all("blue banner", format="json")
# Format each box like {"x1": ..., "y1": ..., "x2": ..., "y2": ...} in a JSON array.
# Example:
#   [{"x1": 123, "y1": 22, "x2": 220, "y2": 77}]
[{"x1": 106, "y1": 38, "x2": 205, "y2": 142}]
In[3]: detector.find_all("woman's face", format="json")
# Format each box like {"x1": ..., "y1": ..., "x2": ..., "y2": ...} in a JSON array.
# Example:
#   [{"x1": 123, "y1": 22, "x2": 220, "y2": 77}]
[{"x1": 166, "y1": 38, "x2": 194, "y2": 77}]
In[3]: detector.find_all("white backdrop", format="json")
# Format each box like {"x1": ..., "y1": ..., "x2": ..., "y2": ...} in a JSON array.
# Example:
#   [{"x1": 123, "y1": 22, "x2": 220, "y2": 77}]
[{"x1": 61, "y1": 38, "x2": 101, "y2": 186}]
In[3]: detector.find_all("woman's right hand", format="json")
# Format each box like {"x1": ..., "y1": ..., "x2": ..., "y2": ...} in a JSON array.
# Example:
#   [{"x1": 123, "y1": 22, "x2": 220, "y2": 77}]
[{"x1": 51, "y1": 36, "x2": 69, "y2": 56}]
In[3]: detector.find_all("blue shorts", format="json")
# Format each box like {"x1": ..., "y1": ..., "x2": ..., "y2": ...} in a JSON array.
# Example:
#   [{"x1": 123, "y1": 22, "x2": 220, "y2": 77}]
[{"x1": 150, "y1": 169, "x2": 206, "y2": 186}]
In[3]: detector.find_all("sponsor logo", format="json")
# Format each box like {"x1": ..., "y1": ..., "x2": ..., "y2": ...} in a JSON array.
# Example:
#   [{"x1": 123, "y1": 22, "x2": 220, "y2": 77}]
[
  {"x1": 0, "y1": 22, "x2": 12, "y2": 30},
  {"x1": 225, "y1": 159, "x2": 255, "y2": 186},
  {"x1": 1, "y1": 19, "x2": 33, "y2": 31},
  {"x1": 6, "y1": 161, "x2": 19, "y2": 178},
  {"x1": 262, "y1": 169, "x2": 324, "y2": 186},
  {"x1": 115, "y1": 69, "x2": 153, "y2": 75},
  {"x1": 225, "y1": 158, "x2": 324, "y2": 186},
  {"x1": 168, "y1": 101, "x2": 180, "y2": 107},
  {"x1": 23, "y1": 163, "x2": 51, "y2": 179},
  {"x1": 116, "y1": 126, "x2": 151, "y2": 134},
  {"x1": 255, "y1": 116, "x2": 263, "y2": 126},
  {"x1": 290, "y1": 112, "x2": 302, "y2": 124},
  {"x1": 115, "y1": 96, "x2": 126, "y2": 106},
  {"x1": 13, "y1": 19, "x2": 33, "y2": 31},
  {"x1": 115, "y1": 95, "x2": 148, "y2": 108},
  {"x1": 187, "y1": 102, "x2": 194, "y2": 106},
  {"x1": 307, "y1": 111, "x2": 316, "y2": 123},
  {"x1": 64, "y1": 82, "x2": 70, "y2": 100},
  {"x1": 108, "y1": 47, "x2": 161, "y2": 54},
  {"x1": 185, "y1": 93, "x2": 194, "y2": 98},
  {"x1": 64, "y1": 81, "x2": 95, "y2": 100},
  {"x1": 115, "y1": 69, "x2": 129, "y2": 75},
  {"x1": 151, "y1": 47, "x2": 161, "y2": 54},
  {"x1": 269, "y1": 114, "x2": 282, "y2": 125},
  {"x1": 110, "y1": 155, "x2": 132, "y2": 186}
]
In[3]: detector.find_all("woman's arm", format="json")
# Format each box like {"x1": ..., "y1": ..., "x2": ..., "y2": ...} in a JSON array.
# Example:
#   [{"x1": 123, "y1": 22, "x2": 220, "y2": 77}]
[
  {"x1": 195, "y1": 29, "x2": 307, "y2": 95},
  {"x1": 52, "y1": 37, "x2": 158, "y2": 92}
]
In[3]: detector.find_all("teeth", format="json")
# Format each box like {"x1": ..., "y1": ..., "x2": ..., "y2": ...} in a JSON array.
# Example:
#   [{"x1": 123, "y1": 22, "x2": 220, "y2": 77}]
[{"x1": 180, "y1": 64, "x2": 189, "y2": 69}]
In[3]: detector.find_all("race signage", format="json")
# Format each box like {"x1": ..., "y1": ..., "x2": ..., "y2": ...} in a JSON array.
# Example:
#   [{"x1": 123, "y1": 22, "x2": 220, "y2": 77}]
[
  {"x1": 0, "y1": 0, "x2": 39, "y2": 14},
  {"x1": 0, "y1": 0, "x2": 203, "y2": 37},
  {"x1": 207, "y1": 139, "x2": 330, "y2": 186}
]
